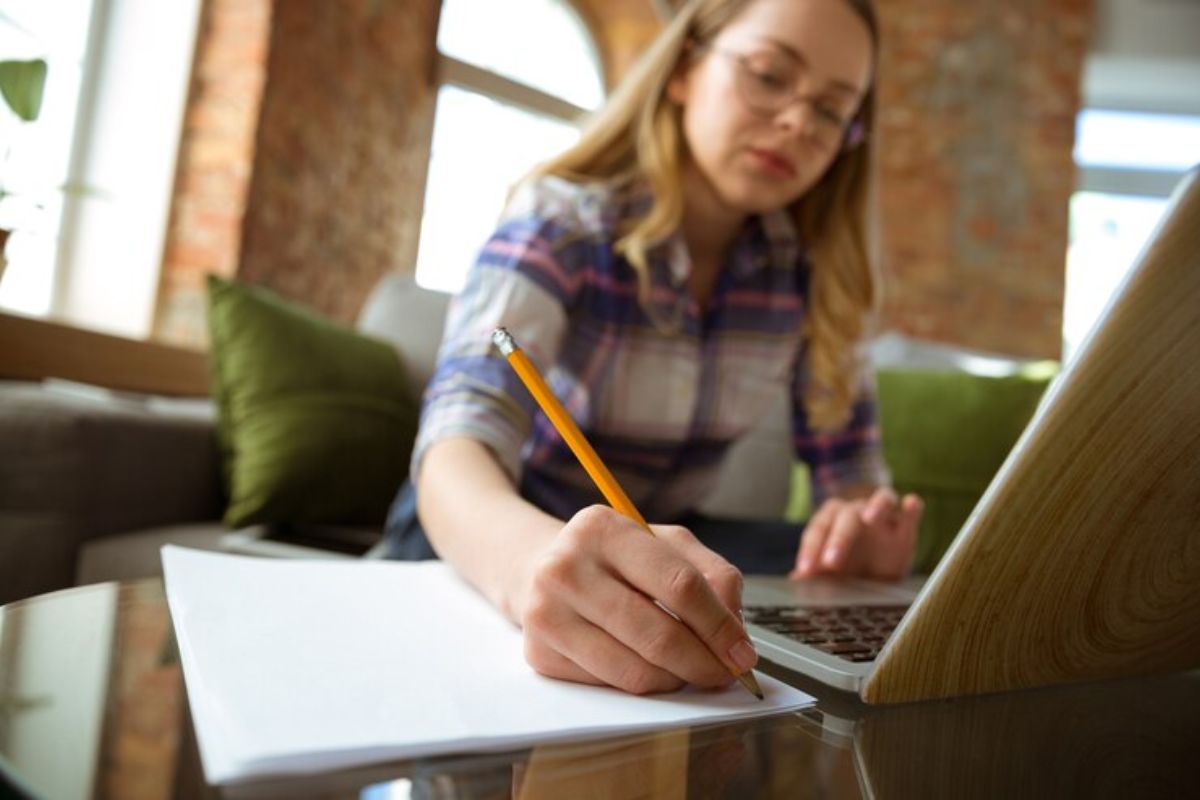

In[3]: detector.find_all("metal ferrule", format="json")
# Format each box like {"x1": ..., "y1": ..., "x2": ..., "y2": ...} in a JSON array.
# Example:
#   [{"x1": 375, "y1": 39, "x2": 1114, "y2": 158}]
[{"x1": 491, "y1": 327, "x2": 517, "y2": 356}]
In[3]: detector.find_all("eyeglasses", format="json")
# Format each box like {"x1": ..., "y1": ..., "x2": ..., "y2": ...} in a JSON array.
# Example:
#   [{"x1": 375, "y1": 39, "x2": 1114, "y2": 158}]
[{"x1": 706, "y1": 47, "x2": 867, "y2": 153}]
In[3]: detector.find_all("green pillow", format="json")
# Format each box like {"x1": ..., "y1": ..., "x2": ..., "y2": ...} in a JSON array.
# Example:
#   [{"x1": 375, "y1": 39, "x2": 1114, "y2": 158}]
[
  {"x1": 784, "y1": 461, "x2": 812, "y2": 525},
  {"x1": 875, "y1": 364, "x2": 1056, "y2": 573},
  {"x1": 206, "y1": 275, "x2": 418, "y2": 528}
]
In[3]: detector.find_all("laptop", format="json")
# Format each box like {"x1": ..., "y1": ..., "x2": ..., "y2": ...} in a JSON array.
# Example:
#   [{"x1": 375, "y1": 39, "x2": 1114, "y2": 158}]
[{"x1": 742, "y1": 165, "x2": 1200, "y2": 704}]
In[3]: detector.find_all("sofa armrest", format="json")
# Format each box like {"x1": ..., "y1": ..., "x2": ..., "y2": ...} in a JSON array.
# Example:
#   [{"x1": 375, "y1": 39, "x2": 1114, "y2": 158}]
[
  {"x1": 356, "y1": 273, "x2": 451, "y2": 392},
  {"x1": 0, "y1": 381, "x2": 224, "y2": 603}
]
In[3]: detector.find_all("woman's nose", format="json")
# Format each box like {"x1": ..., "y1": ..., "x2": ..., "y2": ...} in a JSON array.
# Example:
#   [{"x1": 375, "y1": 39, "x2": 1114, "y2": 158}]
[{"x1": 774, "y1": 98, "x2": 818, "y2": 137}]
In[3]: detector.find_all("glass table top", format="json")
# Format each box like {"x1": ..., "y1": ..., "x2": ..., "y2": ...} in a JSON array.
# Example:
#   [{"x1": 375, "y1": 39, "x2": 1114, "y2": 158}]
[{"x1": 1, "y1": 579, "x2": 1198, "y2": 799}]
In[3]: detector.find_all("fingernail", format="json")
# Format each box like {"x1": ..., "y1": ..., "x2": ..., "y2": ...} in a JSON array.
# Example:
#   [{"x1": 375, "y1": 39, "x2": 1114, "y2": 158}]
[
  {"x1": 798, "y1": 555, "x2": 811, "y2": 574},
  {"x1": 728, "y1": 639, "x2": 757, "y2": 672},
  {"x1": 822, "y1": 547, "x2": 840, "y2": 567}
]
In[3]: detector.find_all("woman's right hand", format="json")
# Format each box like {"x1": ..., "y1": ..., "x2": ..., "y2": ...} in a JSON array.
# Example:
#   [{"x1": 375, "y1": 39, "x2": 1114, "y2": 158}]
[{"x1": 516, "y1": 505, "x2": 757, "y2": 694}]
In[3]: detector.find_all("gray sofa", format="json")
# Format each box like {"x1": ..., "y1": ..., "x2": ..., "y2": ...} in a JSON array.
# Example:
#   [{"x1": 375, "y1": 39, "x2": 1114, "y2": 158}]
[{"x1": 0, "y1": 275, "x2": 797, "y2": 605}]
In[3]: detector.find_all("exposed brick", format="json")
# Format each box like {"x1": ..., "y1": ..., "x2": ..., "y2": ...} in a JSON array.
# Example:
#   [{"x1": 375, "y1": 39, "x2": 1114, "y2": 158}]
[
  {"x1": 153, "y1": 0, "x2": 271, "y2": 346},
  {"x1": 235, "y1": 0, "x2": 441, "y2": 325},
  {"x1": 873, "y1": 0, "x2": 1090, "y2": 358}
]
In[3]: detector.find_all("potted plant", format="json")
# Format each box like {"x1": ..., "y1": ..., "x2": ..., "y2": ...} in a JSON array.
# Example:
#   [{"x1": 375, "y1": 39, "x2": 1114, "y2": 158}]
[{"x1": 0, "y1": 58, "x2": 47, "y2": 283}]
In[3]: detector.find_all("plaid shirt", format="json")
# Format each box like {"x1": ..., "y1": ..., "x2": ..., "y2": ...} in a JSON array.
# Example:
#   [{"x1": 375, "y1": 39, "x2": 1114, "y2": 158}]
[{"x1": 412, "y1": 177, "x2": 890, "y2": 522}]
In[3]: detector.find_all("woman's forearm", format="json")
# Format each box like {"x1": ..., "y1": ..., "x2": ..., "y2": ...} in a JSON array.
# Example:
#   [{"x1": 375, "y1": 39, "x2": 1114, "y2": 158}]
[{"x1": 415, "y1": 437, "x2": 562, "y2": 623}]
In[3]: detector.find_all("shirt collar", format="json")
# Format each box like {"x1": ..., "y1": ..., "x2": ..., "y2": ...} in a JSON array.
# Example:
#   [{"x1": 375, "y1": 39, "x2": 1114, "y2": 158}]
[
  {"x1": 666, "y1": 207, "x2": 802, "y2": 285},
  {"x1": 619, "y1": 181, "x2": 803, "y2": 285},
  {"x1": 730, "y1": 207, "x2": 802, "y2": 279}
]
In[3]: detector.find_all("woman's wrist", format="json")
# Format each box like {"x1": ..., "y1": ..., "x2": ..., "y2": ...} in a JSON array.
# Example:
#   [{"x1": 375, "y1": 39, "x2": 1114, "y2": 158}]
[
  {"x1": 469, "y1": 487, "x2": 561, "y2": 624},
  {"x1": 493, "y1": 515, "x2": 560, "y2": 625}
]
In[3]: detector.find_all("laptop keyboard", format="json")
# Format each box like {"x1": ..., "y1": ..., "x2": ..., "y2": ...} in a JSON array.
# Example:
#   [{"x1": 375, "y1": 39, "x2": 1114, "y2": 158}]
[{"x1": 745, "y1": 604, "x2": 907, "y2": 663}]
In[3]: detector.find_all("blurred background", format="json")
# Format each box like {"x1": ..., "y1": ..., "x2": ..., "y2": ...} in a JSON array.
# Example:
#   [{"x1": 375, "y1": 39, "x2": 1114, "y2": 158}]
[{"x1": 0, "y1": 0, "x2": 1197, "y2": 363}]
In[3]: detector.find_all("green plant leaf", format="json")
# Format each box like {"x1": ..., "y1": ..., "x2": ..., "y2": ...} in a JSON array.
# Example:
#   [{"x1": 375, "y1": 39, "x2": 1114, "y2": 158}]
[{"x1": 0, "y1": 59, "x2": 48, "y2": 122}]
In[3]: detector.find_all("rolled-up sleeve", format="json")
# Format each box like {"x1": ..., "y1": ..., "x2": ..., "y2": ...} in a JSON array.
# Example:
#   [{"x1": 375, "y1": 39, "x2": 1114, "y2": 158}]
[
  {"x1": 791, "y1": 356, "x2": 892, "y2": 504},
  {"x1": 410, "y1": 216, "x2": 580, "y2": 484}
]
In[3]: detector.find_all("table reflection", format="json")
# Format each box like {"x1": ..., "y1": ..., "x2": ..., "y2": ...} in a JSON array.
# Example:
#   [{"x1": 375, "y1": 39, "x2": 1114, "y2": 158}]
[{"x1": 0, "y1": 581, "x2": 185, "y2": 800}]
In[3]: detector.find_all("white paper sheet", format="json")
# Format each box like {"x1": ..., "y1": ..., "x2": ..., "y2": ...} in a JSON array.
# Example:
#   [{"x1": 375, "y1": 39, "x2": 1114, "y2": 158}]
[{"x1": 161, "y1": 546, "x2": 814, "y2": 784}]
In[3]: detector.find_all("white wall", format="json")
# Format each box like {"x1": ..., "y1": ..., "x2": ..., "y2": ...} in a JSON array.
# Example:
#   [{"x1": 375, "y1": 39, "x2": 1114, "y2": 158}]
[{"x1": 1084, "y1": 0, "x2": 1200, "y2": 113}]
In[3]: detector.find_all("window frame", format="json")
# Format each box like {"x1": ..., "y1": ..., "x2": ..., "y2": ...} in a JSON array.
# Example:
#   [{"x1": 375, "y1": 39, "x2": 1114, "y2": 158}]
[
  {"x1": 415, "y1": 0, "x2": 606, "y2": 292},
  {"x1": 1062, "y1": 105, "x2": 1199, "y2": 359},
  {"x1": 1074, "y1": 106, "x2": 1199, "y2": 199},
  {"x1": 435, "y1": 54, "x2": 592, "y2": 125}
]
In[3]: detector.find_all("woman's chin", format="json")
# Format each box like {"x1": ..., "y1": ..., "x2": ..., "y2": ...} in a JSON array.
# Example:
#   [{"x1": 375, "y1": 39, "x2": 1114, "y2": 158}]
[
  {"x1": 713, "y1": 171, "x2": 815, "y2": 216},
  {"x1": 719, "y1": 186, "x2": 803, "y2": 217}
]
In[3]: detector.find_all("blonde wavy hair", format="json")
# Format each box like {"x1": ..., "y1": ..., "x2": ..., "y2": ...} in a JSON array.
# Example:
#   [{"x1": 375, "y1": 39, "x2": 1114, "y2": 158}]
[{"x1": 525, "y1": 0, "x2": 881, "y2": 432}]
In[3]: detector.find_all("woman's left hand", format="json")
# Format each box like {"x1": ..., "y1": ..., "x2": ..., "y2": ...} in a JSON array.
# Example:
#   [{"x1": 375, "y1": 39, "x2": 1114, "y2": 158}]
[{"x1": 790, "y1": 488, "x2": 923, "y2": 581}]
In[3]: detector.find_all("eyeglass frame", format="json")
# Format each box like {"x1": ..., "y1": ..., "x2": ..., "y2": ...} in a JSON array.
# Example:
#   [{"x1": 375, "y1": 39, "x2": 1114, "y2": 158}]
[{"x1": 691, "y1": 44, "x2": 868, "y2": 153}]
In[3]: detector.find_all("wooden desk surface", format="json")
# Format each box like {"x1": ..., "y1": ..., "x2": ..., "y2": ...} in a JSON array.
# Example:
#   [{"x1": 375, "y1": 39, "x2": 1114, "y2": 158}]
[{"x1": 1, "y1": 579, "x2": 1197, "y2": 799}]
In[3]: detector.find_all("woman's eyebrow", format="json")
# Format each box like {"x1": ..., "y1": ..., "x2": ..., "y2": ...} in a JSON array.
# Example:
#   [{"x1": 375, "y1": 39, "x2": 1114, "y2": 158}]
[{"x1": 754, "y1": 36, "x2": 864, "y2": 97}]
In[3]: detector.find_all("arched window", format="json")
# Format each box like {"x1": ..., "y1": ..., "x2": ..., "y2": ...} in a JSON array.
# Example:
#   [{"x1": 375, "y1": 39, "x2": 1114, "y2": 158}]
[{"x1": 415, "y1": 0, "x2": 605, "y2": 293}]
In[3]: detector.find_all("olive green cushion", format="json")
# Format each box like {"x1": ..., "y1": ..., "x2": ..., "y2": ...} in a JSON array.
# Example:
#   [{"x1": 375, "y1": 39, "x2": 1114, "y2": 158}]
[
  {"x1": 206, "y1": 275, "x2": 418, "y2": 528},
  {"x1": 877, "y1": 363, "x2": 1057, "y2": 573},
  {"x1": 784, "y1": 461, "x2": 812, "y2": 526}
]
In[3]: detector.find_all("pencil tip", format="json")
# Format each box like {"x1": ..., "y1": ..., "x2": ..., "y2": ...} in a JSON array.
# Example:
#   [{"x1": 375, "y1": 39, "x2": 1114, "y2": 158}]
[{"x1": 737, "y1": 670, "x2": 764, "y2": 700}]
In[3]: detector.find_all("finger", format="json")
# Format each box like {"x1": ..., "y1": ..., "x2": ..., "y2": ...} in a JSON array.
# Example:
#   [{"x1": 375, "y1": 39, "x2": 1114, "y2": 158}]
[
  {"x1": 523, "y1": 635, "x2": 605, "y2": 687},
  {"x1": 571, "y1": 566, "x2": 736, "y2": 688},
  {"x1": 524, "y1": 593, "x2": 684, "y2": 695},
  {"x1": 860, "y1": 486, "x2": 899, "y2": 526},
  {"x1": 793, "y1": 501, "x2": 838, "y2": 577},
  {"x1": 898, "y1": 493, "x2": 924, "y2": 539},
  {"x1": 600, "y1": 533, "x2": 758, "y2": 682},
  {"x1": 866, "y1": 494, "x2": 923, "y2": 580},
  {"x1": 652, "y1": 525, "x2": 744, "y2": 618},
  {"x1": 820, "y1": 503, "x2": 865, "y2": 572},
  {"x1": 901, "y1": 493, "x2": 923, "y2": 522}
]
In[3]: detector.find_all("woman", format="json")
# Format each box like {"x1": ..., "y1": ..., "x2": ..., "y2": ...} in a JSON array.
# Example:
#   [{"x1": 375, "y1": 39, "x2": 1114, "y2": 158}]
[{"x1": 390, "y1": 0, "x2": 923, "y2": 695}]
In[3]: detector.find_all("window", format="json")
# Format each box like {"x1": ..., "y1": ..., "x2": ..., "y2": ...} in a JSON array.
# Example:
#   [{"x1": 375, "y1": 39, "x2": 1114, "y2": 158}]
[
  {"x1": 1062, "y1": 110, "x2": 1200, "y2": 360},
  {"x1": 1074, "y1": 110, "x2": 1200, "y2": 174},
  {"x1": 415, "y1": 0, "x2": 605, "y2": 294},
  {"x1": 0, "y1": 0, "x2": 94, "y2": 318},
  {"x1": 0, "y1": 0, "x2": 201, "y2": 339}
]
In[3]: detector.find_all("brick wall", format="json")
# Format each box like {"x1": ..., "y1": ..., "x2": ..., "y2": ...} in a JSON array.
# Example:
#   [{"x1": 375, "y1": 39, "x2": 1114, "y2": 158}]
[
  {"x1": 873, "y1": 0, "x2": 1091, "y2": 358},
  {"x1": 235, "y1": 0, "x2": 440, "y2": 325},
  {"x1": 153, "y1": 0, "x2": 271, "y2": 347},
  {"x1": 155, "y1": 0, "x2": 439, "y2": 344}
]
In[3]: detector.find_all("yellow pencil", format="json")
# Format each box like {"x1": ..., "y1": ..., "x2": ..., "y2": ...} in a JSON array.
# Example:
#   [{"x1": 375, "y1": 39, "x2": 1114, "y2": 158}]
[{"x1": 492, "y1": 327, "x2": 763, "y2": 700}]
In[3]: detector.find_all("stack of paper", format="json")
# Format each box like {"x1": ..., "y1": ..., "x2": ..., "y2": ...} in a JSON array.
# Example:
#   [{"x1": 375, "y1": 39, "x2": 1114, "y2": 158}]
[{"x1": 161, "y1": 546, "x2": 814, "y2": 784}]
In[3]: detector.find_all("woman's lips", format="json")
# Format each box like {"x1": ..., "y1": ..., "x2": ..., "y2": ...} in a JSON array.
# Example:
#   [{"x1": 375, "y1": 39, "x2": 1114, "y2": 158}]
[{"x1": 748, "y1": 148, "x2": 797, "y2": 179}]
